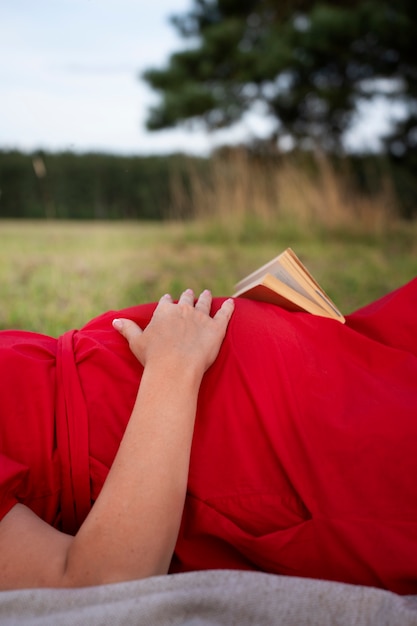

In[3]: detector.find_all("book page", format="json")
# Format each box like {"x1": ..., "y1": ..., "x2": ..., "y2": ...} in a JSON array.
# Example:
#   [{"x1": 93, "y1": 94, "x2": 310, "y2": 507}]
[
  {"x1": 270, "y1": 263, "x2": 319, "y2": 305},
  {"x1": 283, "y1": 250, "x2": 343, "y2": 317},
  {"x1": 234, "y1": 253, "x2": 287, "y2": 291},
  {"x1": 235, "y1": 251, "x2": 318, "y2": 305}
]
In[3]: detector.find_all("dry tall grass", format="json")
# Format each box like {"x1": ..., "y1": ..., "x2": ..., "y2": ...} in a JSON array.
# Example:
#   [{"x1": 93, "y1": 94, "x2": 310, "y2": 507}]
[{"x1": 169, "y1": 149, "x2": 398, "y2": 238}]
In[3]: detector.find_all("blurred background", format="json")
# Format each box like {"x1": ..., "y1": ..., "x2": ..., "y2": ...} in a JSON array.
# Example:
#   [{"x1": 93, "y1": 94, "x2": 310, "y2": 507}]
[{"x1": 0, "y1": 0, "x2": 416, "y2": 334}]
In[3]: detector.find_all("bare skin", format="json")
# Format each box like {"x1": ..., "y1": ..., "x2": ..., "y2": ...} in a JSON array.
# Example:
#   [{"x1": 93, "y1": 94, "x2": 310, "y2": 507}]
[{"x1": 0, "y1": 289, "x2": 234, "y2": 589}]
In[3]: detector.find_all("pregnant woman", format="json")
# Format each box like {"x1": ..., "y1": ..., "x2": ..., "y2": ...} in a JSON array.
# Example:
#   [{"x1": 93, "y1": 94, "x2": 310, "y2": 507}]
[{"x1": 0, "y1": 280, "x2": 416, "y2": 594}]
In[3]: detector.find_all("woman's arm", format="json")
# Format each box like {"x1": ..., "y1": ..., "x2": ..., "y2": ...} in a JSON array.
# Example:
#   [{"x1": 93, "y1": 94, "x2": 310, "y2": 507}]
[{"x1": 0, "y1": 289, "x2": 234, "y2": 589}]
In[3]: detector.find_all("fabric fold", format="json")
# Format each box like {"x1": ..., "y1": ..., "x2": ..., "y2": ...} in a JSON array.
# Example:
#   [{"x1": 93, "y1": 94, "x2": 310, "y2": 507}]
[{"x1": 56, "y1": 330, "x2": 91, "y2": 534}]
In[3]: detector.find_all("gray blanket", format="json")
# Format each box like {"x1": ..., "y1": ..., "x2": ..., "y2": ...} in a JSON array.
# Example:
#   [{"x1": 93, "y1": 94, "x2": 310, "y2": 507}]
[{"x1": 1, "y1": 570, "x2": 417, "y2": 625}]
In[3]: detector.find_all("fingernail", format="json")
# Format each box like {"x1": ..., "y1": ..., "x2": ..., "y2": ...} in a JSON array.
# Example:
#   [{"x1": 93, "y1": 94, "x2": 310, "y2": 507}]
[{"x1": 112, "y1": 318, "x2": 123, "y2": 330}]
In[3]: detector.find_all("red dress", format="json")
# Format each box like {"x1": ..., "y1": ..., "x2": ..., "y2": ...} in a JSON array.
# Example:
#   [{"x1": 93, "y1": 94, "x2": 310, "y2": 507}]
[{"x1": 1, "y1": 279, "x2": 417, "y2": 594}]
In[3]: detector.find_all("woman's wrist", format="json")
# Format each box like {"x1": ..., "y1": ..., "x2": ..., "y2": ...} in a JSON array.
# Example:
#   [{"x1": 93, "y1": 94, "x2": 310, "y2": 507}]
[{"x1": 142, "y1": 356, "x2": 205, "y2": 391}]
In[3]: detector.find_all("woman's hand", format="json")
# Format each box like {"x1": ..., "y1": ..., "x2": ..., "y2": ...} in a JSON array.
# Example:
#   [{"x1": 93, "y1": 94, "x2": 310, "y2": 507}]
[{"x1": 112, "y1": 289, "x2": 234, "y2": 377}]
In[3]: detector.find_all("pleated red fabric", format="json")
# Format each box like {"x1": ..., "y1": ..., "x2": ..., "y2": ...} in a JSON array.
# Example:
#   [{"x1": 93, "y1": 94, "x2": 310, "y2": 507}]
[{"x1": 1, "y1": 280, "x2": 416, "y2": 593}]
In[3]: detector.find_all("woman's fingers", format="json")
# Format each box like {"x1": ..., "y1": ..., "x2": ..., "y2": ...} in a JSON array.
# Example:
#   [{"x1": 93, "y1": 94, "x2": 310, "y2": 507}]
[
  {"x1": 178, "y1": 288, "x2": 195, "y2": 306},
  {"x1": 214, "y1": 298, "x2": 235, "y2": 325},
  {"x1": 158, "y1": 289, "x2": 230, "y2": 321},
  {"x1": 112, "y1": 318, "x2": 143, "y2": 344},
  {"x1": 159, "y1": 293, "x2": 173, "y2": 304},
  {"x1": 194, "y1": 289, "x2": 212, "y2": 314}
]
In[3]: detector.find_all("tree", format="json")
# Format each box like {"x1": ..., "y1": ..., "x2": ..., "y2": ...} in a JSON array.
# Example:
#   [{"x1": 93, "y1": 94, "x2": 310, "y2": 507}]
[{"x1": 142, "y1": 0, "x2": 417, "y2": 157}]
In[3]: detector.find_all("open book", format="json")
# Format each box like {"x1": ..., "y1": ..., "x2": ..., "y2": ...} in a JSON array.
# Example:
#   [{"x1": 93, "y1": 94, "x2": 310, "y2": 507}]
[{"x1": 233, "y1": 248, "x2": 345, "y2": 323}]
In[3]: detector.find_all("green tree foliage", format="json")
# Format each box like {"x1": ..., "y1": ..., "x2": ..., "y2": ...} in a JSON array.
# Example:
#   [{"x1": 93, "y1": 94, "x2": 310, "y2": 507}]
[{"x1": 143, "y1": 0, "x2": 416, "y2": 157}]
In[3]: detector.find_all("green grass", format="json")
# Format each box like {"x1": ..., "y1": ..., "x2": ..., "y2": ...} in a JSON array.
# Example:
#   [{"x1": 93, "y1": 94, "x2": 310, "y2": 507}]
[{"x1": 0, "y1": 219, "x2": 416, "y2": 336}]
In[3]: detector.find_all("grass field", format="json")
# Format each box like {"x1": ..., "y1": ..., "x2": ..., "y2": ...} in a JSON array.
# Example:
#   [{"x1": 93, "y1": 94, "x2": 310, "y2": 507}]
[{"x1": 0, "y1": 217, "x2": 416, "y2": 336}]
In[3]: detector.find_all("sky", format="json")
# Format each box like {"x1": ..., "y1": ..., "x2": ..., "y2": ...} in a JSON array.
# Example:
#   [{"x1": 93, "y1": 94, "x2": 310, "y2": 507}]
[
  {"x1": 1, "y1": 0, "x2": 270, "y2": 156},
  {"x1": 0, "y1": 0, "x2": 399, "y2": 156}
]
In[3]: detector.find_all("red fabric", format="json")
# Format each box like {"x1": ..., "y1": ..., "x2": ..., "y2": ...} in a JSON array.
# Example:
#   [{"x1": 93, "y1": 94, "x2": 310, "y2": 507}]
[{"x1": 0, "y1": 280, "x2": 417, "y2": 593}]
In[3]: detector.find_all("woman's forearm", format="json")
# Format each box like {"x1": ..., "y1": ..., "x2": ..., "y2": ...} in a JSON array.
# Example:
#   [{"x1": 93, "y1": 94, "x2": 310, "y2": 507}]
[{"x1": 63, "y1": 360, "x2": 202, "y2": 586}]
